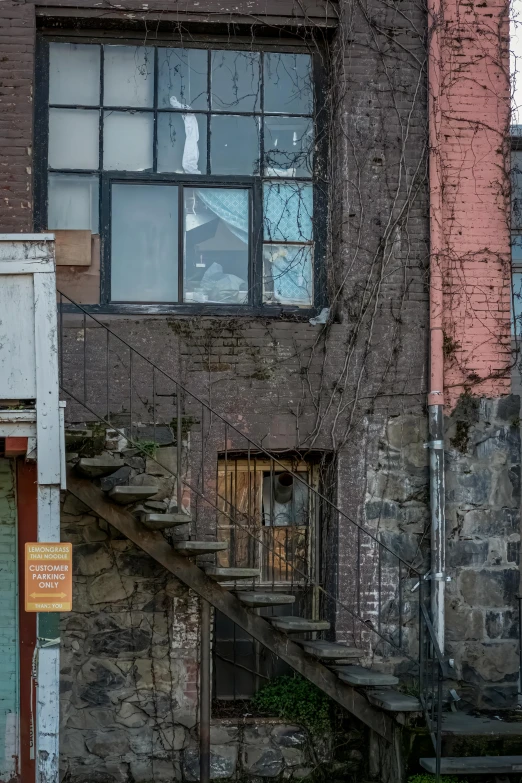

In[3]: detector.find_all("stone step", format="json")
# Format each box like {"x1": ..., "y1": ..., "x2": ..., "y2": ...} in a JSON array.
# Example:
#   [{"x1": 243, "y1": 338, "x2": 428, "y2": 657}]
[
  {"x1": 420, "y1": 757, "x2": 522, "y2": 775},
  {"x1": 139, "y1": 513, "x2": 192, "y2": 530},
  {"x1": 107, "y1": 486, "x2": 158, "y2": 504},
  {"x1": 366, "y1": 689, "x2": 421, "y2": 712},
  {"x1": 174, "y1": 541, "x2": 228, "y2": 556},
  {"x1": 205, "y1": 567, "x2": 260, "y2": 581},
  {"x1": 270, "y1": 616, "x2": 330, "y2": 633},
  {"x1": 298, "y1": 640, "x2": 361, "y2": 660},
  {"x1": 236, "y1": 592, "x2": 296, "y2": 608},
  {"x1": 76, "y1": 456, "x2": 124, "y2": 478},
  {"x1": 332, "y1": 665, "x2": 399, "y2": 687}
]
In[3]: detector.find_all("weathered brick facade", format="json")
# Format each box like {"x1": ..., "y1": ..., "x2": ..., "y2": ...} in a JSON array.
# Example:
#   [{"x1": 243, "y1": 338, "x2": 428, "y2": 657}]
[{"x1": 0, "y1": 0, "x2": 519, "y2": 779}]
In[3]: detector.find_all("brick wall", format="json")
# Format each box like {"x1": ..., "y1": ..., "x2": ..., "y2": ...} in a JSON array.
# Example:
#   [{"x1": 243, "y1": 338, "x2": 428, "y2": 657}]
[{"x1": 436, "y1": 0, "x2": 512, "y2": 408}]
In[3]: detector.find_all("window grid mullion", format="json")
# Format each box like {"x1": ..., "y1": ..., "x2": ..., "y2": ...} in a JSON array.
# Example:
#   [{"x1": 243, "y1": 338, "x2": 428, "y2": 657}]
[
  {"x1": 178, "y1": 184, "x2": 184, "y2": 304},
  {"x1": 153, "y1": 46, "x2": 158, "y2": 174},
  {"x1": 207, "y1": 50, "x2": 211, "y2": 176}
]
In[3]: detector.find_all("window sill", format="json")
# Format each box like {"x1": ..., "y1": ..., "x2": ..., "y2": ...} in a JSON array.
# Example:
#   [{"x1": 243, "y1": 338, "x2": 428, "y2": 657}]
[{"x1": 59, "y1": 302, "x2": 325, "y2": 320}]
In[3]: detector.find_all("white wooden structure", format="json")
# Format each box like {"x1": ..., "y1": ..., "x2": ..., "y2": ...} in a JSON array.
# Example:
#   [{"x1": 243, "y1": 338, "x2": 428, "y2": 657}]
[{"x1": 0, "y1": 234, "x2": 64, "y2": 783}]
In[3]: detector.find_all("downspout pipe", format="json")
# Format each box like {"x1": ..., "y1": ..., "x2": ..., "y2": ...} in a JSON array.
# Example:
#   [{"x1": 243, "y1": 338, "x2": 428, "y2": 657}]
[{"x1": 428, "y1": 0, "x2": 446, "y2": 654}]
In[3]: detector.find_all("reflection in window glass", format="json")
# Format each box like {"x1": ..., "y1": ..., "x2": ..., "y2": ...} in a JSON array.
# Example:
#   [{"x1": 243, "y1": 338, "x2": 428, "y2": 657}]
[
  {"x1": 263, "y1": 182, "x2": 313, "y2": 242},
  {"x1": 48, "y1": 174, "x2": 99, "y2": 232},
  {"x1": 184, "y1": 188, "x2": 249, "y2": 304},
  {"x1": 49, "y1": 43, "x2": 100, "y2": 106},
  {"x1": 264, "y1": 117, "x2": 313, "y2": 177},
  {"x1": 211, "y1": 51, "x2": 260, "y2": 112},
  {"x1": 48, "y1": 109, "x2": 99, "y2": 170},
  {"x1": 263, "y1": 244, "x2": 313, "y2": 306},
  {"x1": 513, "y1": 234, "x2": 522, "y2": 263},
  {"x1": 111, "y1": 184, "x2": 178, "y2": 302},
  {"x1": 211, "y1": 115, "x2": 260, "y2": 175},
  {"x1": 158, "y1": 48, "x2": 208, "y2": 110},
  {"x1": 103, "y1": 111, "x2": 153, "y2": 171},
  {"x1": 157, "y1": 113, "x2": 207, "y2": 174},
  {"x1": 103, "y1": 46, "x2": 154, "y2": 108},
  {"x1": 513, "y1": 271, "x2": 522, "y2": 336},
  {"x1": 264, "y1": 53, "x2": 313, "y2": 115},
  {"x1": 262, "y1": 472, "x2": 309, "y2": 526}
]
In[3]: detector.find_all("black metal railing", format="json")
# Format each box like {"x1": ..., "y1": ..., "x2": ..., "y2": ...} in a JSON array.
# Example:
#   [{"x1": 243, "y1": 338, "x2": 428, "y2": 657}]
[{"x1": 58, "y1": 290, "x2": 444, "y2": 769}]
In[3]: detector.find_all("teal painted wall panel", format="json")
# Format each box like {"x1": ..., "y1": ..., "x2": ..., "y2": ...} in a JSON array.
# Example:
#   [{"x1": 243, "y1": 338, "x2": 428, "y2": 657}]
[{"x1": 0, "y1": 459, "x2": 18, "y2": 779}]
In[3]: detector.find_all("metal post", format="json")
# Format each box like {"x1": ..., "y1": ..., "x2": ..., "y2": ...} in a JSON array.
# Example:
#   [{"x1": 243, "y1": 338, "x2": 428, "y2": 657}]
[
  {"x1": 200, "y1": 599, "x2": 211, "y2": 783},
  {"x1": 428, "y1": 404, "x2": 446, "y2": 653}
]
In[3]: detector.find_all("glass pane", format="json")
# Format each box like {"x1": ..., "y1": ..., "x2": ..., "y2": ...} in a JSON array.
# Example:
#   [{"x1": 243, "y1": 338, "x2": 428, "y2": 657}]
[
  {"x1": 211, "y1": 115, "x2": 260, "y2": 175},
  {"x1": 263, "y1": 244, "x2": 313, "y2": 306},
  {"x1": 513, "y1": 233, "x2": 522, "y2": 263},
  {"x1": 48, "y1": 174, "x2": 99, "y2": 232},
  {"x1": 263, "y1": 182, "x2": 313, "y2": 242},
  {"x1": 262, "y1": 472, "x2": 309, "y2": 526},
  {"x1": 513, "y1": 151, "x2": 522, "y2": 230},
  {"x1": 184, "y1": 188, "x2": 249, "y2": 304},
  {"x1": 158, "y1": 48, "x2": 208, "y2": 110},
  {"x1": 103, "y1": 45, "x2": 154, "y2": 108},
  {"x1": 48, "y1": 109, "x2": 99, "y2": 170},
  {"x1": 211, "y1": 50, "x2": 260, "y2": 112},
  {"x1": 111, "y1": 184, "x2": 178, "y2": 302},
  {"x1": 264, "y1": 117, "x2": 313, "y2": 177},
  {"x1": 264, "y1": 53, "x2": 313, "y2": 115},
  {"x1": 103, "y1": 111, "x2": 153, "y2": 171},
  {"x1": 157, "y1": 112, "x2": 207, "y2": 174},
  {"x1": 49, "y1": 43, "x2": 100, "y2": 106},
  {"x1": 513, "y1": 272, "x2": 522, "y2": 335}
]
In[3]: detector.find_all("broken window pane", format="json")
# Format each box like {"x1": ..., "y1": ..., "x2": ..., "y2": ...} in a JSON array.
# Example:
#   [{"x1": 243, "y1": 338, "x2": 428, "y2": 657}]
[
  {"x1": 103, "y1": 45, "x2": 154, "y2": 108},
  {"x1": 211, "y1": 115, "x2": 260, "y2": 175},
  {"x1": 48, "y1": 109, "x2": 99, "y2": 170},
  {"x1": 49, "y1": 43, "x2": 100, "y2": 106},
  {"x1": 158, "y1": 48, "x2": 208, "y2": 110},
  {"x1": 184, "y1": 187, "x2": 249, "y2": 304},
  {"x1": 262, "y1": 472, "x2": 309, "y2": 526},
  {"x1": 211, "y1": 51, "x2": 260, "y2": 112},
  {"x1": 157, "y1": 112, "x2": 207, "y2": 174},
  {"x1": 263, "y1": 244, "x2": 313, "y2": 306},
  {"x1": 111, "y1": 184, "x2": 178, "y2": 302},
  {"x1": 103, "y1": 111, "x2": 153, "y2": 171},
  {"x1": 264, "y1": 117, "x2": 313, "y2": 177},
  {"x1": 263, "y1": 182, "x2": 313, "y2": 242},
  {"x1": 264, "y1": 53, "x2": 313, "y2": 115},
  {"x1": 48, "y1": 174, "x2": 99, "y2": 232}
]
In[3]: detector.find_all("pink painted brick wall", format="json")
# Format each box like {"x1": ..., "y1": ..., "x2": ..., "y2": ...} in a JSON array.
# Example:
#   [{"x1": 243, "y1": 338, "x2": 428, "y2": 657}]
[{"x1": 437, "y1": 0, "x2": 512, "y2": 408}]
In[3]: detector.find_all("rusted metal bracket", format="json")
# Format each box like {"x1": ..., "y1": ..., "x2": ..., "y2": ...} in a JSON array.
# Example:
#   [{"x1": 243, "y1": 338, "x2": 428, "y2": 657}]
[{"x1": 67, "y1": 468, "x2": 398, "y2": 743}]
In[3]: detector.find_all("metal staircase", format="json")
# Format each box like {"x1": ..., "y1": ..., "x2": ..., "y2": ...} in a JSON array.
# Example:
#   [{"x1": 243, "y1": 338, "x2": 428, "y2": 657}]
[{"x1": 58, "y1": 291, "x2": 457, "y2": 776}]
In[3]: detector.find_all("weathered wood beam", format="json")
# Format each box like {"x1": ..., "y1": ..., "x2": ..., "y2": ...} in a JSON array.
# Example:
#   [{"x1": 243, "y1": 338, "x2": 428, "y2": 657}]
[{"x1": 67, "y1": 469, "x2": 396, "y2": 742}]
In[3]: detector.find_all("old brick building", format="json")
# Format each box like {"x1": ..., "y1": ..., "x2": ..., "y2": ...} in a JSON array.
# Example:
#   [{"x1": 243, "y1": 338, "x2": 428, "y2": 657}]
[{"x1": 0, "y1": 0, "x2": 519, "y2": 781}]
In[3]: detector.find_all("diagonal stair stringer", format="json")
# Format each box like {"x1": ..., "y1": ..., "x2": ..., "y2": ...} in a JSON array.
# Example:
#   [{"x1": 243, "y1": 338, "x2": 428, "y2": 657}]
[{"x1": 67, "y1": 469, "x2": 396, "y2": 742}]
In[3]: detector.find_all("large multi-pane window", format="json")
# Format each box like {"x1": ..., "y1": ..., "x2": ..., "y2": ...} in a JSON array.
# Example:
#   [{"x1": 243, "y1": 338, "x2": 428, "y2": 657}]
[{"x1": 39, "y1": 41, "x2": 324, "y2": 310}]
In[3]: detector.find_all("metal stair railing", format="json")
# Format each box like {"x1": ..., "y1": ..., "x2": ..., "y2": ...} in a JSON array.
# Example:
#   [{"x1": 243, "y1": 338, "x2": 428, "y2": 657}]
[{"x1": 58, "y1": 291, "x2": 438, "y2": 701}]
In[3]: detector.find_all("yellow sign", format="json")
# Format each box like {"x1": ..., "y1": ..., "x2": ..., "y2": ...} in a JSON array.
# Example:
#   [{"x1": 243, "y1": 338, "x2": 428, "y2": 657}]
[{"x1": 25, "y1": 543, "x2": 73, "y2": 612}]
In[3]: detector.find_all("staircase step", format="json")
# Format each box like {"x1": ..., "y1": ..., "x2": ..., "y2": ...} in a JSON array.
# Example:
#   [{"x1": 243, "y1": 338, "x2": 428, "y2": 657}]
[
  {"x1": 107, "y1": 486, "x2": 158, "y2": 504},
  {"x1": 420, "y1": 757, "x2": 522, "y2": 774},
  {"x1": 270, "y1": 616, "x2": 330, "y2": 633},
  {"x1": 205, "y1": 567, "x2": 260, "y2": 581},
  {"x1": 236, "y1": 593, "x2": 296, "y2": 608},
  {"x1": 76, "y1": 456, "x2": 124, "y2": 478},
  {"x1": 299, "y1": 640, "x2": 361, "y2": 659},
  {"x1": 332, "y1": 665, "x2": 399, "y2": 687},
  {"x1": 174, "y1": 541, "x2": 228, "y2": 556},
  {"x1": 366, "y1": 689, "x2": 421, "y2": 712},
  {"x1": 140, "y1": 513, "x2": 192, "y2": 530}
]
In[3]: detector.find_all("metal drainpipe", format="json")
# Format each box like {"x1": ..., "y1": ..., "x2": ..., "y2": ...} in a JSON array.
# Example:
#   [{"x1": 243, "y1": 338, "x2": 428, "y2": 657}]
[
  {"x1": 200, "y1": 599, "x2": 211, "y2": 783},
  {"x1": 428, "y1": 0, "x2": 446, "y2": 653}
]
